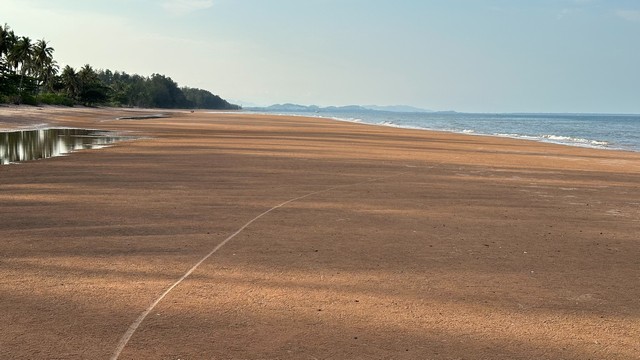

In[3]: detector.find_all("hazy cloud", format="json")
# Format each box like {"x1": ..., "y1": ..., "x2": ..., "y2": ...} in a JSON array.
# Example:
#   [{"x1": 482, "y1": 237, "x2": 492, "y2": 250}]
[
  {"x1": 162, "y1": 0, "x2": 214, "y2": 15},
  {"x1": 616, "y1": 9, "x2": 640, "y2": 22},
  {"x1": 557, "y1": 8, "x2": 571, "y2": 20}
]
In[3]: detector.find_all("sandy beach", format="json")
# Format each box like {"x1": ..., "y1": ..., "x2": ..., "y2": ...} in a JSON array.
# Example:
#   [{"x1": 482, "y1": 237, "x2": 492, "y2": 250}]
[{"x1": 1, "y1": 106, "x2": 639, "y2": 359}]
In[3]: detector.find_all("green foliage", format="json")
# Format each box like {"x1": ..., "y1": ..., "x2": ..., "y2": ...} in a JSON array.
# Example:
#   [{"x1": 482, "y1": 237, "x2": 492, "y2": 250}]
[
  {"x1": 1, "y1": 24, "x2": 57, "y2": 104},
  {"x1": 0, "y1": 72, "x2": 36, "y2": 104},
  {"x1": 0, "y1": 73, "x2": 20, "y2": 96},
  {"x1": 20, "y1": 93, "x2": 38, "y2": 106},
  {"x1": 0, "y1": 22, "x2": 240, "y2": 110},
  {"x1": 76, "y1": 65, "x2": 108, "y2": 106},
  {"x1": 148, "y1": 73, "x2": 188, "y2": 108},
  {"x1": 182, "y1": 87, "x2": 241, "y2": 110},
  {"x1": 37, "y1": 92, "x2": 74, "y2": 106},
  {"x1": 96, "y1": 70, "x2": 239, "y2": 109}
]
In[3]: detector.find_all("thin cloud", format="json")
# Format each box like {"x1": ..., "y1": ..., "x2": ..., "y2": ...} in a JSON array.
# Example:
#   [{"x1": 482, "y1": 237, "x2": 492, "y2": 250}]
[
  {"x1": 557, "y1": 8, "x2": 571, "y2": 20},
  {"x1": 616, "y1": 9, "x2": 640, "y2": 22},
  {"x1": 162, "y1": 0, "x2": 214, "y2": 15}
]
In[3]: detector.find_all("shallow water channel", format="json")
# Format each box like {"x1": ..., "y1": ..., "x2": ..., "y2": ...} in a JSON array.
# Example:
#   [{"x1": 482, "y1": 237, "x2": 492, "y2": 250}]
[{"x1": 0, "y1": 128, "x2": 133, "y2": 165}]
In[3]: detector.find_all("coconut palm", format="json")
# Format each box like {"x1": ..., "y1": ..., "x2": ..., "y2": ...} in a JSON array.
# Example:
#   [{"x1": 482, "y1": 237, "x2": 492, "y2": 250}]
[
  {"x1": 40, "y1": 60, "x2": 59, "y2": 92},
  {"x1": 77, "y1": 64, "x2": 98, "y2": 97},
  {"x1": 7, "y1": 36, "x2": 35, "y2": 100},
  {"x1": 0, "y1": 24, "x2": 13, "y2": 56},
  {"x1": 0, "y1": 23, "x2": 16, "y2": 74},
  {"x1": 32, "y1": 39, "x2": 55, "y2": 89},
  {"x1": 8, "y1": 36, "x2": 33, "y2": 74},
  {"x1": 78, "y1": 64, "x2": 98, "y2": 84},
  {"x1": 61, "y1": 65, "x2": 79, "y2": 100},
  {"x1": 77, "y1": 64, "x2": 108, "y2": 105}
]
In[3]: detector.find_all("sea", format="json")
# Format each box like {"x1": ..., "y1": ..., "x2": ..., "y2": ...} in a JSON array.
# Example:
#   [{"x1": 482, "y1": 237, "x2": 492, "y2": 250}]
[{"x1": 245, "y1": 109, "x2": 640, "y2": 153}]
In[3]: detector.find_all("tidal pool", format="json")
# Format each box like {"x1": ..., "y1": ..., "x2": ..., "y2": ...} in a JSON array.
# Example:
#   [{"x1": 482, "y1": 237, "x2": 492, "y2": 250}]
[{"x1": 0, "y1": 128, "x2": 135, "y2": 165}]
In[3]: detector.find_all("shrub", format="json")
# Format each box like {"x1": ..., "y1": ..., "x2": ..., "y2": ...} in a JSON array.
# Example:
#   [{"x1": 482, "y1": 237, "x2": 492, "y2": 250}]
[
  {"x1": 20, "y1": 94, "x2": 38, "y2": 106},
  {"x1": 38, "y1": 93, "x2": 75, "y2": 106}
]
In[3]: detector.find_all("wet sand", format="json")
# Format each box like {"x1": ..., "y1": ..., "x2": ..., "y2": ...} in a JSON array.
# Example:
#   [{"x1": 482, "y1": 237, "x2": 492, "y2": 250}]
[{"x1": 1, "y1": 106, "x2": 639, "y2": 359}]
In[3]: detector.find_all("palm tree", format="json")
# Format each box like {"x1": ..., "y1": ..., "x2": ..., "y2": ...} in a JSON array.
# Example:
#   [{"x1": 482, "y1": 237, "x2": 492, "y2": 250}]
[
  {"x1": 61, "y1": 65, "x2": 78, "y2": 100},
  {"x1": 0, "y1": 23, "x2": 16, "y2": 75},
  {"x1": 7, "y1": 36, "x2": 34, "y2": 99},
  {"x1": 77, "y1": 64, "x2": 108, "y2": 105},
  {"x1": 40, "y1": 60, "x2": 59, "y2": 92},
  {"x1": 77, "y1": 64, "x2": 97, "y2": 97},
  {"x1": 32, "y1": 39, "x2": 55, "y2": 90},
  {"x1": 78, "y1": 64, "x2": 98, "y2": 84},
  {"x1": 8, "y1": 36, "x2": 33, "y2": 74}
]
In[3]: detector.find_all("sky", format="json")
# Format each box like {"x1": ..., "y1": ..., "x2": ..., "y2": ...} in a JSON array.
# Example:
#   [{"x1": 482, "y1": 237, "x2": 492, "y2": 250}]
[{"x1": 2, "y1": 0, "x2": 639, "y2": 113}]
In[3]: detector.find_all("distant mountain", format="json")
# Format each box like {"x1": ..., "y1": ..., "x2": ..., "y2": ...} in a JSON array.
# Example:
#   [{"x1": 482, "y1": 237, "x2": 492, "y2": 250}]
[
  {"x1": 323, "y1": 105, "x2": 367, "y2": 112},
  {"x1": 258, "y1": 103, "x2": 321, "y2": 112},
  {"x1": 433, "y1": 110, "x2": 458, "y2": 114},
  {"x1": 363, "y1": 105, "x2": 433, "y2": 113},
  {"x1": 250, "y1": 103, "x2": 433, "y2": 113}
]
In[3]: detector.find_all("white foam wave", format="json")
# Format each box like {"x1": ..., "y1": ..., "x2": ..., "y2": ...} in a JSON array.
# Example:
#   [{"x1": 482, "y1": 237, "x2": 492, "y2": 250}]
[
  {"x1": 239, "y1": 110, "x2": 627, "y2": 151},
  {"x1": 541, "y1": 134, "x2": 609, "y2": 146},
  {"x1": 494, "y1": 133, "x2": 610, "y2": 149}
]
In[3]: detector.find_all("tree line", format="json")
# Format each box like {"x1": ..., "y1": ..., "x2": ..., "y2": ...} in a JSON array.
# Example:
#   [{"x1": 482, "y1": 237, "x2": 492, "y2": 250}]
[{"x1": 0, "y1": 23, "x2": 240, "y2": 109}]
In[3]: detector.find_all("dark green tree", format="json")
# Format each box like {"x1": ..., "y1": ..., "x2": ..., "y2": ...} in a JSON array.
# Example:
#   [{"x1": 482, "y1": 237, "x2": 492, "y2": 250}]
[
  {"x1": 0, "y1": 23, "x2": 16, "y2": 72},
  {"x1": 1, "y1": 23, "x2": 238, "y2": 109},
  {"x1": 32, "y1": 39, "x2": 58, "y2": 91},
  {"x1": 61, "y1": 65, "x2": 79, "y2": 100},
  {"x1": 147, "y1": 73, "x2": 188, "y2": 108},
  {"x1": 0, "y1": 24, "x2": 18, "y2": 99},
  {"x1": 77, "y1": 64, "x2": 108, "y2": 105},
  {"x1": 7, "y1": 36, "x2": 34, "y2": 101},
  {"x1": 182, "y1": 87, "x2": 240, "y2": 110}
]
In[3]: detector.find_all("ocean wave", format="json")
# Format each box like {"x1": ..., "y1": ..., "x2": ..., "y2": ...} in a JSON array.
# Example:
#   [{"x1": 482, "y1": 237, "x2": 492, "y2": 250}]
[
  {"x1": 541, "y1": 134, "x2": 609, "y2": 146},
  {"x1": 494, "y1": 133, "x2": 610, "y2": 149},
  {"x1": 241, "y1": 110, "x2": 634, "y2": 152},
  {"x1": 289, "y1": 113, "x2": 613, "y2": 150}
]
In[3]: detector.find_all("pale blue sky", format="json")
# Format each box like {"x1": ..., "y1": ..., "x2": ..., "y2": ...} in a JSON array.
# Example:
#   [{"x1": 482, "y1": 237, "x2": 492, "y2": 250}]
[{"x1": 2, "y1": 0, "x2": 639, "y2": 113}]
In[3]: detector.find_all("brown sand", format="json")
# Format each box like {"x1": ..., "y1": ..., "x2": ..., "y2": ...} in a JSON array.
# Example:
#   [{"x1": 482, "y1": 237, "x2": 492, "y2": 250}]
[{"x1": 1, "y1": 106, "x2": 639, "y2": 359}]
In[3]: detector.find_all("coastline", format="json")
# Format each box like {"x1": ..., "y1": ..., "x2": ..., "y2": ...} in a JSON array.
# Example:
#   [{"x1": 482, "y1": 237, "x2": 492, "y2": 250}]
[
  {"x1": 1, "y1": 107, "x2": 639, "y2": 359},
  {"x1": 231, "y1": 110, "x2": 640, "y2": 153},
  {"x1": 4, "y1": 105, "x2": 639, "y2": 154}
]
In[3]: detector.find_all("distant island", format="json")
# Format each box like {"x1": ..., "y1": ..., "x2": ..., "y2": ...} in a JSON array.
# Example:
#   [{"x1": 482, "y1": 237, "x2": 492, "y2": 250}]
[
  {"x1": 0, "y1": 23, "x2": 239, "y2": 110},
  {"x1": 248, "y1": 103, "x2": 434, "y2": 113}
]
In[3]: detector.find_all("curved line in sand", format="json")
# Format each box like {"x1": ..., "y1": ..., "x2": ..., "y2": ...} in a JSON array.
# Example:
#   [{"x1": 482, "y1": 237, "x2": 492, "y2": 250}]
[{"x1": 110, "y1": 174, "x2": 402, "y2": 359}]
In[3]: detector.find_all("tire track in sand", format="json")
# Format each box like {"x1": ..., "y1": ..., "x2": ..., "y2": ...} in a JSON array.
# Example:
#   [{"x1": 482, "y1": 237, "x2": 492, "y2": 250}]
[{"x1": 111, "y1": 173, "x2": 404, "y2": 359}]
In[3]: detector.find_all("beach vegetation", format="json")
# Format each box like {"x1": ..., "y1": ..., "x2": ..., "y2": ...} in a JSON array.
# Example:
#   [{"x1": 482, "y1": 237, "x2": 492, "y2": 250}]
[
  {"x1": 37, "y1": 92, "x2": 74, "y2": 106},
  {"x1": 0, "y1": 23, "x2": 240, "y2": 110}
]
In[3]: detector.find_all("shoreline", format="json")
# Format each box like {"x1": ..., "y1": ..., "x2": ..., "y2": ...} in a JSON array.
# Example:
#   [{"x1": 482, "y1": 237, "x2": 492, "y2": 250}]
[
  {"x1": 3, "y1": 104, "x2": 638, "y2": 154},
  {"x1": 223, "y1": 110, "x2": 639, "y2": 153},
  {"x1": 3, "y1": 107, "x2": 640, "y2": 170}
]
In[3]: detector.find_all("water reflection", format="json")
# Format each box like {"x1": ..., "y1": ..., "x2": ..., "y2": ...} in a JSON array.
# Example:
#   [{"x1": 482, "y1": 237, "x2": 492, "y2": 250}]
[{"x1": 0, "y1": 128, "x2": 134, "y2": 165}]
